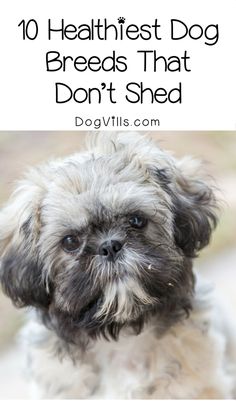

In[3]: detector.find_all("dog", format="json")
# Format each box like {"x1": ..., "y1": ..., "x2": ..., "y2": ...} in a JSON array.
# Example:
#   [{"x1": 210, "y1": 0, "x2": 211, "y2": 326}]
[{"x1": 0, "y1": 132, "x2": 235, "y2": 398}]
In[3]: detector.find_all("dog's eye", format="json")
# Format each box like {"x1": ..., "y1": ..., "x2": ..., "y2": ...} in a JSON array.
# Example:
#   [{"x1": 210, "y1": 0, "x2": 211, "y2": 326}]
[
  {"x1": 61, "y1": 235, "x2": 80, "y2": 252},
  {"x1": 129, "y1": 215, "x2": 147, "y2": 229}
]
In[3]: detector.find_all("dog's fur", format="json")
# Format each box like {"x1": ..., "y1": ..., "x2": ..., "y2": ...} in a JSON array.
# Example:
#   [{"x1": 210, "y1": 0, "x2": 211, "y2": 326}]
[{"x1": 0, "y1": 133, "x2": 235, "y2": 398}]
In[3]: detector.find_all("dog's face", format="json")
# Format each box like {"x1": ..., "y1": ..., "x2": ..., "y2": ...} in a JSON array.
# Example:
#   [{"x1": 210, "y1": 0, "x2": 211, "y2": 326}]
[{"x1": 0, "y1": 134, "x2": 218, "y2": 341}]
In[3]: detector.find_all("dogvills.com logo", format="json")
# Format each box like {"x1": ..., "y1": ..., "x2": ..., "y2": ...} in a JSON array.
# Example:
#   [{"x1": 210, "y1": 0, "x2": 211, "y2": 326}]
[{"x1": 75, "y1": 115, "x2": 160, "y2": 129}]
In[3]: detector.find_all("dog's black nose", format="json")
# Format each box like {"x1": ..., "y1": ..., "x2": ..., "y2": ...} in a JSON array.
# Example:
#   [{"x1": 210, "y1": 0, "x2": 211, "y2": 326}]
[{"x1": 99, "y1": 240, "x2": 123, "y2": 261}]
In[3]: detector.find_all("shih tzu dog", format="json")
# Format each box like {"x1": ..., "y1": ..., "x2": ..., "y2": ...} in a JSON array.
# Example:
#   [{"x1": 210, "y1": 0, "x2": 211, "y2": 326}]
[{"x1": 0, "y1": 132, "x2": 235, "y2": 398}]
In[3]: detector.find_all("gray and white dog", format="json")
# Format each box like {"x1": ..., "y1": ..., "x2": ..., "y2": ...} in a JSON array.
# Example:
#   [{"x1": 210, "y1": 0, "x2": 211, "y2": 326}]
[{"x1": 0, "y1": 133, "x2": 235, "y2": 398}]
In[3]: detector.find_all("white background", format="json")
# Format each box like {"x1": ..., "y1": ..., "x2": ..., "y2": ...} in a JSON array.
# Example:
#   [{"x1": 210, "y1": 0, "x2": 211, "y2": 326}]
[{"x1": 0, "y1": 0, "x2": 235, "y2": 130}]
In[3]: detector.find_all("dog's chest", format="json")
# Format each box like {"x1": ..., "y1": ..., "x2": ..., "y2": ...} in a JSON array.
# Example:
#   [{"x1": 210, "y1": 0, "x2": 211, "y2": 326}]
[
  {"x1": 27, "y1": 314, "x2": 234, "y2": 398},
  {"x1": 80, "y1": 319, "x2": 232, "y2": 399},
  {"x1": 89, "y1": 331, "x2": 156, "y2": 398}
]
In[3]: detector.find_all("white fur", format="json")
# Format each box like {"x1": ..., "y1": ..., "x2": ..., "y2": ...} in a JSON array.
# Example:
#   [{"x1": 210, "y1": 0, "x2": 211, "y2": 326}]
[
  {"x1": 20, "y1": 277, "x2": 236, "y2": 399},
  {"x1": 96, "y1": 277, "x2": 155, "y2": 322}
]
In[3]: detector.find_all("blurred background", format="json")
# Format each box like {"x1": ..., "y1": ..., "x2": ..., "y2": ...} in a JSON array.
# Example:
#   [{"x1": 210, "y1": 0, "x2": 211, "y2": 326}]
[{"x1": 0, "y1": 131, "x2": 235, "y2": 398}]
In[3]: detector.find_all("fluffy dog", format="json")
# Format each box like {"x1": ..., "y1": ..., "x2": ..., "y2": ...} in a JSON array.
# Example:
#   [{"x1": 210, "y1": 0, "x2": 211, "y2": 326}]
[{"x1": 0, "y1": 133, "x2": 235, "y2": 398}]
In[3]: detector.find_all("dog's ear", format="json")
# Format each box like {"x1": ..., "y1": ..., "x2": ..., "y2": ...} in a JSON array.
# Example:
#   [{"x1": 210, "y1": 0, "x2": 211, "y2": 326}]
[
  {"x1": 0, "y1": 168, "x2": 51, "y2": 309},
  {"x1": 171, "y1": 157, "x2": 218, "y2": 258},
  {"x1": 0, "y1": 249, "x2": 50, "y2": 309}
]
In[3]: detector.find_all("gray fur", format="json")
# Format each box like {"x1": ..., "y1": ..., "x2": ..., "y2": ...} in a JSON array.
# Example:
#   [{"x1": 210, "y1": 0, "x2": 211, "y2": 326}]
[{"x1": 0, "y1": 133, "x2": 218, "y2": 345}]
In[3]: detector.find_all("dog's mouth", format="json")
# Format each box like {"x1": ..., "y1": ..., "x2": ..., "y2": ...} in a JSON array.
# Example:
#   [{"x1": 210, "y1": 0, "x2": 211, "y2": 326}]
[
  {"x1": 80, "y1": 297, "x2": 100, "y2": 316},
  {"x1": 72, "y1": 295, "x2": 103, "y2": 328}
]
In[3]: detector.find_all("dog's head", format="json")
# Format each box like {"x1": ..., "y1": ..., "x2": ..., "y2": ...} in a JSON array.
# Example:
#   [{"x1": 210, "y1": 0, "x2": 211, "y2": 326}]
[{"x1": 0, "y1": 133, "x2": 218, "y2": 341}]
